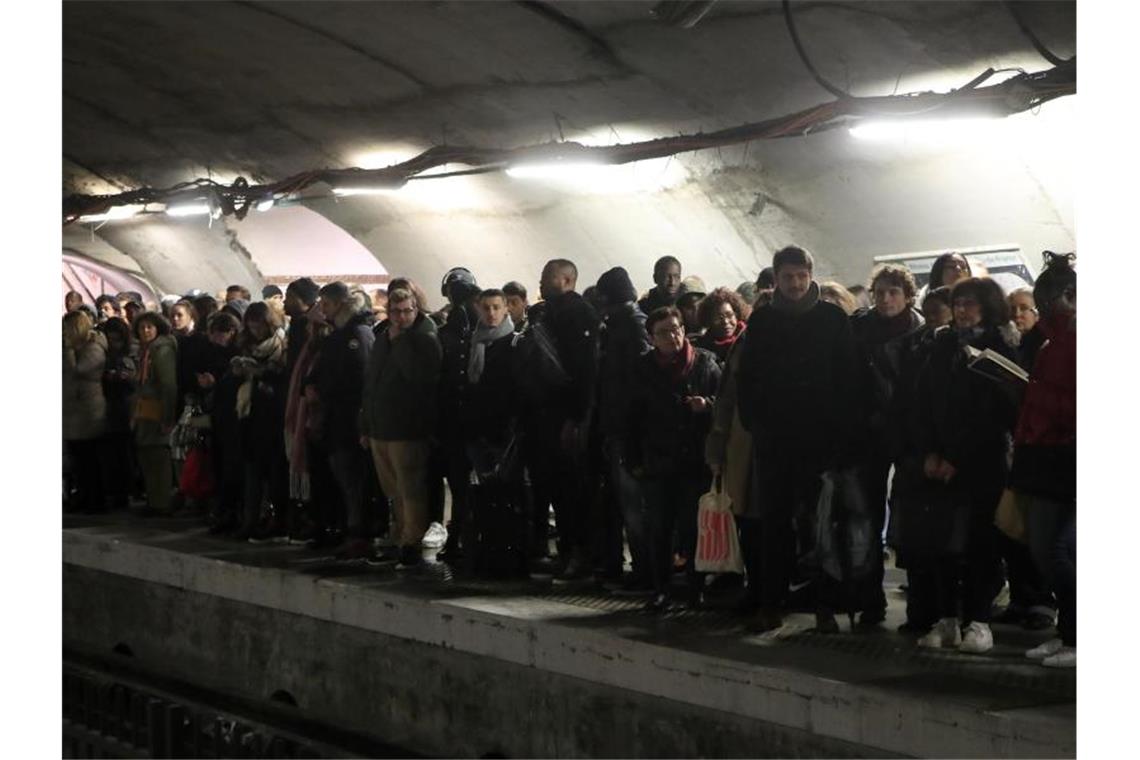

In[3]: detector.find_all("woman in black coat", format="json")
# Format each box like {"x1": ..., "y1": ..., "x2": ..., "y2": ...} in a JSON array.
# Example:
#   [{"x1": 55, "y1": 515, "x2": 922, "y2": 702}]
[
  {"x1": 910, "y1": 277, "x2": 1020, "y2": 654},
  {"x1": 626, "y1": 306, "x2": 721, "y2": 609}
]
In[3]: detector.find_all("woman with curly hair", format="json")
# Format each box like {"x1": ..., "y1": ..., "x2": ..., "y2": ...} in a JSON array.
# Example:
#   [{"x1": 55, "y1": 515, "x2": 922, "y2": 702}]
[{"x1": 695, "y1": 287, "x2": 749, "y2": 366}]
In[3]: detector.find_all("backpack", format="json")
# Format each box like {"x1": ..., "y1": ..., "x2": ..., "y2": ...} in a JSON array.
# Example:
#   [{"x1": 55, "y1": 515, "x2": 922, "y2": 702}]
[{"x1": 511, "y1": 321, "x2": 571, "y2": 405}]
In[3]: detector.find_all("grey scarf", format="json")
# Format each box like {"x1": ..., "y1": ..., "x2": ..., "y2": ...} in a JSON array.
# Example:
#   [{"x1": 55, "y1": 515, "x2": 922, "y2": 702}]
[
  {"x1": 468, "y1": 315, "x2": 515, "y2": 384},
  {"x1": 772, "y1": 280, "x2": 820, "y2": 315}
]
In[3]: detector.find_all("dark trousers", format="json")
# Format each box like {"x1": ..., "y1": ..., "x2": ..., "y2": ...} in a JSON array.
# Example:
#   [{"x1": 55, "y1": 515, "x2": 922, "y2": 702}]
[
  {"x1": 101, "y1": 431, "x2": 133, "y2": 510},
  {"x1": 212, "y1": 435, "x2": 244, "y2": 526},
  {"x1": 933, "y1": 546, "x2": 1001, "y2": 623},
  {"x1": 66, "y1": 438, "x2": 105, "y2": 512},
  {"x1": 752, "y1": 462, "x2": 823, "y2": 610},
  {"x1": 999, "y1": 534, "x2": 1056, "y2": 614},
  {"x1": 305, "y1": 438, "x2": 342, "y2": 532},
  {"x1": 1024, "y1": 495, "x2": 1076, "y2": 645},
  {"x1": 241, "y1": 450, "x2": 290, "y2": 531},
  {"x1": 857, "y1": 453, "x2": 892, "y2": 616},
  {"x1": 1053, "y1": 516, "x2": 1076, "y2": 646},
  {"x1": 327, "y1": 446, "x2": 367, "y2": 538},
  {"x1": 642, "y1": 473, "x2": 708, "y2": 593},
  {"x1": 441, "y1": 433, "x2": 472, "y2": 538},
  {"x1": 526, "y1": 413, "x2": 589, "y2": 559},
  {"x1": 905, "y1": 567, "x2": 939, "y2": 628},
  {"x1": 426, "y1": 442, "x2": 447, "y2": 526},
  {"x1": 609, "y1": 450, "x2": 649, "y2": 583}
]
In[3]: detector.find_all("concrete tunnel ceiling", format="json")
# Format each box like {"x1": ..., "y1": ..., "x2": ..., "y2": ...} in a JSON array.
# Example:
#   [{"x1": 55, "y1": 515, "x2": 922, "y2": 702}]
[{"x1": 62, "y1": 1, "x2": 1077, "y2": 298}]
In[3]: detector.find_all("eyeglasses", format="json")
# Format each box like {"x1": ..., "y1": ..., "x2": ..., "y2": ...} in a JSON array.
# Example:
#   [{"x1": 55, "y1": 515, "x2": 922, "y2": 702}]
[{"x1": 653, "y1": 325, "x2": 685, "y2": 338}]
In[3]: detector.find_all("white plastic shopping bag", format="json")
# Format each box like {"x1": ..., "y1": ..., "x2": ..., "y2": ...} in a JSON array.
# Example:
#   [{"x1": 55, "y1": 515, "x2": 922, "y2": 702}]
[{"x1": 695, "y1": 479, "x2": 744, "y2": 574}]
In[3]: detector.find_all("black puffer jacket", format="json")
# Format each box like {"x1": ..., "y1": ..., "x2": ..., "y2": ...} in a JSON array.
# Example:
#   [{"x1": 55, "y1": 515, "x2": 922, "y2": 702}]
[
  {"x1": 597, "y1": 302, "x2": 651, "y2": 440},
  {"x1": 306, "y1": 311, "x2": 374, "y2": 451},
  {"x1": 626, "y1": 347, "x2": 721, "y2": 478},
  {"x1": 851, "y1": 307, "x2": 925, "y2": 454},
  {"x1": 436, "y1": 301, "x2": 480, "y2": 438},
  {"x1": 736, "y1": 288, "x2": 861, "y2": 469},
  {"x1": 543, "y1": 290, "x2": 600, "y2": 423}
]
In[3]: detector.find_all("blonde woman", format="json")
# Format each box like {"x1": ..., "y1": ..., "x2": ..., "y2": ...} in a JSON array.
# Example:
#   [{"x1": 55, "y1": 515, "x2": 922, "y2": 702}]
[{"x1": 63, "y1": 310, "x2": 108, "y2": 512}]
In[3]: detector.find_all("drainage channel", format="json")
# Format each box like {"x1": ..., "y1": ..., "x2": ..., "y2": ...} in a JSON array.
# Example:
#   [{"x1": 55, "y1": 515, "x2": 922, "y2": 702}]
[{"x1": 62, "y1": 649, "x2": 420, "y2": 759}]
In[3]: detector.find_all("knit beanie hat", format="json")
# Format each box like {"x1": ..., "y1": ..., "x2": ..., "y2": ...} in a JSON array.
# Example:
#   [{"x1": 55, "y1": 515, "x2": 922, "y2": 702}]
[{"x1": 596, "y1": 267, "x2": 638, "y2": 305}]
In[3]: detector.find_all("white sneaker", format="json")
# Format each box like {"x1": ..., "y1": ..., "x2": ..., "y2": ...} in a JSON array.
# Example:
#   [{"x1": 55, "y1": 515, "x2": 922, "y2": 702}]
[
  {"x1": 1026, "y1": 638, "x2": 1065, "y2": 660},
  {"x1": 1041, "y1": 646, "x2": 1076, "y2": 668},
  {"x1": 421, "y1": 521, "x2": 448, "y2": 549},
  {"x1": 959, "y1": 622, "x2": 994, "y2": 654},
  {"x1": 917, "y1": 617, "x2": 962, "y2": 649}
]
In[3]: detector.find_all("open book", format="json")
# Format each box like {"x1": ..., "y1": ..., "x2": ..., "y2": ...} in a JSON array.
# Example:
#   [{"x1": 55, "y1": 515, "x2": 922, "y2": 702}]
[{"x1": 964, "y1": 345, "x2": 1029, "y2": 386}]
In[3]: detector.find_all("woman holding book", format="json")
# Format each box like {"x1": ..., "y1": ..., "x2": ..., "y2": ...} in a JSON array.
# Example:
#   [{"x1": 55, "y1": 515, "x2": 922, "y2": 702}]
[{"x1": 909, "y1": 277, "x2": 1020, "y2": 654}]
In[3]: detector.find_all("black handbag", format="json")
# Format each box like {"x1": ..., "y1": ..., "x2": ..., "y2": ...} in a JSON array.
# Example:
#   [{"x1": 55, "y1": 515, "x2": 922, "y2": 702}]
[{"x1": 887, "y1": 458, "x2": 971, "y2": 566}]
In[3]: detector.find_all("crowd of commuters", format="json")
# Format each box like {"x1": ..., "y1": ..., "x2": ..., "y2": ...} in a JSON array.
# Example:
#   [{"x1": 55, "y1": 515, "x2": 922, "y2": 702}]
[{"x1": 62, "y1": 246, "x2": 1077, "y2": 668}]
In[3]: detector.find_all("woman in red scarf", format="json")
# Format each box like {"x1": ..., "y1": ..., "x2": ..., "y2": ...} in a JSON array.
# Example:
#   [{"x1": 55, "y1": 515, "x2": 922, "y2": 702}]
[
  {"x1": 626, "y1": 307, "x2": 722, "y2": 609},
  {"x1": 695, "y1": 288, "x2": 749, "y2": 367}
]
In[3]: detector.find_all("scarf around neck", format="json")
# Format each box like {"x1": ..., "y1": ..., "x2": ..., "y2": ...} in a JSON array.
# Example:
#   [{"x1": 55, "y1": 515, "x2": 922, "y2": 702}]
[
  {"x1": 467, "y1": 315, "x2": 515, "y2": 384},
  {"x1": 654, "y1": 338, "x2": 696, "y2": 385},
  {"x1": 235, "y1": 330, "x2": 286, "y2": 419},
  {"x1": 772, "y1": 280, "x2": 820, "y2": 315}
]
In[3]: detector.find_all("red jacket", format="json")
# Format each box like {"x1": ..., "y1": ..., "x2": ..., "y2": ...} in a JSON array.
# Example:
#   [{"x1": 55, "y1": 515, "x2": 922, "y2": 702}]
[{"x1": 1015, "y1": 313, "x2": 1075, "y2": 448}]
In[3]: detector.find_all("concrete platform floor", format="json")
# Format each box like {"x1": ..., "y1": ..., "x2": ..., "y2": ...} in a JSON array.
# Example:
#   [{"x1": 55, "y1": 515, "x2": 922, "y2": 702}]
[{"x1": 62, "y1": 511, "x2": 1075, "y2": 758}]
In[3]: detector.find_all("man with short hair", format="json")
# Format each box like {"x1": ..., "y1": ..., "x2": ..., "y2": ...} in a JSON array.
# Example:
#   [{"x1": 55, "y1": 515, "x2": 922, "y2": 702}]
[
  {"x1": 534, "y1": 258, "x2": 600, "y2": 581},
  {"x1": 736, "y1": 245, "x2": 861, "y2": 633},
  {"x1": 638, "y1": 256, "x2": 683, "y2": 315},
  {"x1": 502, "y1": 281, "x2": 529, "y2": 332},
  {"x1": 226, "y1": 284, "x2": 252, "y2": 303},
  {"x1": 307, "y1": 281, "x2": 375, "y2": 557},
  {"x1": 361, "y1": 288, "x2": 442, "y2": 568}
]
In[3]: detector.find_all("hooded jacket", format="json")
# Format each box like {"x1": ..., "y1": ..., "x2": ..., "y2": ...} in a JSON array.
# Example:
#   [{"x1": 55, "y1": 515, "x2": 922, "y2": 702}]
[
  {"x1": 63, "y1": 331, "x2": 108, "y2": 441},
  {"x1": 306, "y1": 301, "x2": 374, "y2": 451},
  {"x1": 361, "y1": 313, "x2": 443, "y2": 441},
  {"x1": 597, "y1": 301, "x2": 651, "y2": 440},
  {"x1": 436, "y1": 300, "x2": 480, "y2": 437}
]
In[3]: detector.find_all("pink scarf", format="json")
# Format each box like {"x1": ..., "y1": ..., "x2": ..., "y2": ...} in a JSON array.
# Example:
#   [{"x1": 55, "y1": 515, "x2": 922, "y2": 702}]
[{"x1": 283, "y1": 338, "x2": 320, "y2": 500}]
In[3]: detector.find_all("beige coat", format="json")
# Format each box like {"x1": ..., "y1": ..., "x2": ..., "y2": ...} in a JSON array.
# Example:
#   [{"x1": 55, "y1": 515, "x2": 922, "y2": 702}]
[
  {"x1": 63, "y1": 331, "x2": 108, "y2": 441},
  {"x1": 704, "y1": 343, "x2": 754, "y2": 517}
]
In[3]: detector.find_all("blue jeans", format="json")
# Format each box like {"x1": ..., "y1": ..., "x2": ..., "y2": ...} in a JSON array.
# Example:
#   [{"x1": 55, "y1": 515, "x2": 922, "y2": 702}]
[{"x1": 609, "y1": 452, "x2": 649, "y2": 583}]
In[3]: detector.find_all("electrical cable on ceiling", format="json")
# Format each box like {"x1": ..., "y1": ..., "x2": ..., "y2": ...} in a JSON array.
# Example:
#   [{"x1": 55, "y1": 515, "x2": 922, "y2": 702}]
[
  {"x1": 782, "y1": 0, "x2": 852, "y2": 100},
  {"x1": 62, "y1": 60, "x2": 1075, "y2": 225},
  {"x1": 1003, "y1": 0, "x2": 1070, "y2": 67}
]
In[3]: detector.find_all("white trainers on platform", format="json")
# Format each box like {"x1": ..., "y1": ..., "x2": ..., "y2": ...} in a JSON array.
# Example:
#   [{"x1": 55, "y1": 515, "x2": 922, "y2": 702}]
[
  {"x1": 1041, "y1": 647, "x2": 1076, "y2": 668},
  {"x1": 421, "y1": 521, "x2": 448, "y2": 549},
  {"x1": 959, "y1": 622, "x2": 994, "y2": 654},
  {"x1": 1026, "y1": 638, "x2": 1065, "y2": 660},
  {"x1": 917, "y1": 617, "x2": 962, "y2": 649}
]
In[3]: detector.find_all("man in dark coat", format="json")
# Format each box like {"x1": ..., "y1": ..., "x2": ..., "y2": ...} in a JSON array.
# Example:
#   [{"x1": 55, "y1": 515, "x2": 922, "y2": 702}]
[
  {"x1": 850, "y1": 264, "x2": 925, "y2": 626},
  {"x1": 532, "y1": 258, "x2": 600, "y2": 581},
  {"x1": 595, "y1": 267, "x2": 653, "y2": 592},
  {"x1": 736, "y1": 245, "x2": 862, "y2": 633},
  {"x1": 306, "y1": 281, "x2": 375, "y2": 557},
  {"x1": 637, "y1": 255, "x2": 683, "y2": 315},
  {"x1": 362, "y1": 287, "x2": 443, "y2": 567},
  {"x1": 435, "y1": 267, "x2": 482, "y2": 559}
]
